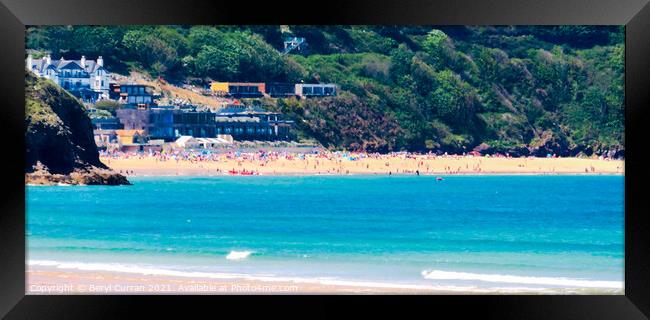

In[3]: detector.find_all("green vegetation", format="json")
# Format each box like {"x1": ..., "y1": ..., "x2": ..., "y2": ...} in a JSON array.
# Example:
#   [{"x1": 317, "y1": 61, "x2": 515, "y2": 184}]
[
  {"x1": 25, "y1": 72, "x2": 104, "y2": 173},
  {"x1": 26, "y1": 25, "x2": 624, "y2": 156},
  {"x1": 92, "y1": 100, "x2": 121, "y2": 117}
]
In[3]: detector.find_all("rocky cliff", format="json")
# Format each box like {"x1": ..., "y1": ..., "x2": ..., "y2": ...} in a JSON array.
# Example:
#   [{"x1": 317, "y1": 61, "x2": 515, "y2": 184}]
[{"x1": 25, "y1": 72, "x2": 130, "y2": 185}]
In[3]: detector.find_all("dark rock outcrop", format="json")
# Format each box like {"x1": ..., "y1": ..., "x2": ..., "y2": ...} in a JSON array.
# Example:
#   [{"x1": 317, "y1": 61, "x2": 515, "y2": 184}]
[
  {"x1": 527, "y1": 129, "x2": 571, "y2": 157},
  {"x1": 25, "y1": 72, "x2": 130, "y2": 185}
]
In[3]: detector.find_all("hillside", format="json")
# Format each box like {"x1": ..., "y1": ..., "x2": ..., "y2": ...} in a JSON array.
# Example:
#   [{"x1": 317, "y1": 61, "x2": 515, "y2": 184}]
[
  {"x1": 26, "y1": 25, "x2": 625, "y2": 157},
  {"x1": 25, "y1": 72, "x2": 130, "y2": 185},
  {"x1": 112, "y1": 71, "x2": 233, "y2": 110}
]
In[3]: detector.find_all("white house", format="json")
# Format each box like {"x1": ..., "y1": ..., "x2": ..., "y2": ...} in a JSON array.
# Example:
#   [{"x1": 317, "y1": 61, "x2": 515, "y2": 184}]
[
  {"x1": 26, "y1": 54, "x2": 110, "y2": 102},
  {"x1": 295, "y1": 83, "x2": 337, "y2": 98}
]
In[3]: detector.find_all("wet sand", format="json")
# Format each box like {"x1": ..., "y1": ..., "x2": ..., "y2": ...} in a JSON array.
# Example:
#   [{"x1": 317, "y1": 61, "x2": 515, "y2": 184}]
[{"x1": 27, "y1": 268, "x2": 619, "y2": 295}]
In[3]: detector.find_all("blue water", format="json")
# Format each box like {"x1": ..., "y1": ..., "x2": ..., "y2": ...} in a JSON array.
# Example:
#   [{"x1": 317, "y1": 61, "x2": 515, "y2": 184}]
[{"x1": 26, "y1": 175, "x2": 624, "y2": 291}]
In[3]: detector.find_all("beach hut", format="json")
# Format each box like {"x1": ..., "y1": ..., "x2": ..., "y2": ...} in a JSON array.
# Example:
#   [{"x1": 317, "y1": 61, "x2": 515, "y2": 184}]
[{"x1": 115, "y1": 129, "x2": 146, "y2": 145}]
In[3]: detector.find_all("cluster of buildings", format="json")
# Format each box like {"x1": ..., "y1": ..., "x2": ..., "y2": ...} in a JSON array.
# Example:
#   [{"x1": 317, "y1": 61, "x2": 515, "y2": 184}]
[
  {"x1": 90, "y1": 92, "x2": 295, "y2": 152},
  {"x1": 27, "y1": 54, "x2": 343, "y2": 153},
  {"x1": 210, "y1": 82, "x2": 337, "y2": 98}
]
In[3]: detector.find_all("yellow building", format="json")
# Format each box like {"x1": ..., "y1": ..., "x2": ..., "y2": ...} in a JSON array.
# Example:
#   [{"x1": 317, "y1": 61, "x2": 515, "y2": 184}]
[
  {"x1": 115, "y1": 129, "x2": 146, "y2": 145},
  {"x1": 210, "y1": 82, "x2": 229, "y2": 93}
]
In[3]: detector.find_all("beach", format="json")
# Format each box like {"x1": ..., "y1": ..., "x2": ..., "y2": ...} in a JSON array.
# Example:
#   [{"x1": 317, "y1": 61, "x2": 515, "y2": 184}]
[
  {"x1": 27, "y1": 268, "x2": 620, "y2": 295},
  {"x1": 100, "y1": 153, "x2": 624, "y2": 176}
]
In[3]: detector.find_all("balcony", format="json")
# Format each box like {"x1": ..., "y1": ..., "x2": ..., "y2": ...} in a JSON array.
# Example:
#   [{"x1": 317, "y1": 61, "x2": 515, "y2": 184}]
[{"x1": 59, "y1": 71, "x2": 90, "y2": 79}]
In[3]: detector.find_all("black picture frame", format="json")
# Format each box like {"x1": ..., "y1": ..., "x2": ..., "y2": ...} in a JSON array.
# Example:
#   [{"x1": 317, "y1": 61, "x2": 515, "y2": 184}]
[{"x1": 1, "y1": 0, "x2": 648, "y2": 318}]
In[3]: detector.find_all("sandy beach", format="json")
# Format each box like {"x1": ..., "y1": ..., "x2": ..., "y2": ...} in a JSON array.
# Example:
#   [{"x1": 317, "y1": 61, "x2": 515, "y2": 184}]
[
  {"x1": 27, "y1": 267, "x2": 620, "y2": 295},
  {"x1": 101, "y1": 154, "x2": 624, "y2": 176}
]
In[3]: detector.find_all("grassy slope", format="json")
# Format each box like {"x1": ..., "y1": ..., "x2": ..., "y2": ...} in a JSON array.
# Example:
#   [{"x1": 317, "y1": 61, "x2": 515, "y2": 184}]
[
  {"x1": 25, "y1": 72, "x2": 105, "y2": 173},
  {"x1": 27, "y1": 26, "x2": 624, "y2": 156}
]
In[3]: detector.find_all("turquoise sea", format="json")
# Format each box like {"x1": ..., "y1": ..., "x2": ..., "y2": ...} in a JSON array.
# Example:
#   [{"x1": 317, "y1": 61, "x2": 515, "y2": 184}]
[{"x1": 26, "y1": 175, "x2": 624, "y2": 292}]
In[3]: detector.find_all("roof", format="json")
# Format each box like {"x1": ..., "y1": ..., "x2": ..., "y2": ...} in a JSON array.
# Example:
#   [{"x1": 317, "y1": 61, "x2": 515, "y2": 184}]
[
  {"x1": 192, "y1": 137, "x2": 232, "y2": 144},
  {"x1": 115, "y1": 129, "x2": 145, "y2": 136},
  {"x1": 30, "y1": 57, "x2": 104, "y2": 74},
  {"x1": 115, "y1": 83, "x2": 154, "y2": 88},
  {"x1": 174, "y1": 136, "x2": 193, "y2": 146},
  {"x1": 218, "y1": 105, "x2": 276, "y2": 115},
  {"x1": 215, "y1": 116, "x2": 260, "y2": 123},
  {"x1": 91, "y1": 117, "x2": 121, "y2": 123},
  {"x1": 296, "y1": 83, "x2": 337, "y2": 87},
  {"x1": 175, "y1": 136, "x2": 232, "y2": 147},
  {"x1": 93, "y1": 129, "x2": 117, "y2": 134},
  {"x1": 212, "y1": 82, "x2": 264, "y2": 86}
]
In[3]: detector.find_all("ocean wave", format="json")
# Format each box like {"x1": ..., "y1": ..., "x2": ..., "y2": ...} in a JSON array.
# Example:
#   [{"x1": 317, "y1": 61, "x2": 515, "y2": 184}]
[
  {"x1": 226, "y1": 251, "x2": 253, "y2": 260},
  {"x1": 421, "y1": 269, "x2": 623, "y2": 289}
]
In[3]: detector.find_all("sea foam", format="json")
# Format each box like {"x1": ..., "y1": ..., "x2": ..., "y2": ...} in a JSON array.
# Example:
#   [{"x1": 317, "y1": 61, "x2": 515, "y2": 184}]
[
  {"x1": 421, "y1": 269, "x2": 623, "y2": 289},
  {"x1": 226, "y1": 251, "x2": 253, "y2": 260},
  {"x1": 28, "y1": 260, "x2": 620, "y2": 294}
]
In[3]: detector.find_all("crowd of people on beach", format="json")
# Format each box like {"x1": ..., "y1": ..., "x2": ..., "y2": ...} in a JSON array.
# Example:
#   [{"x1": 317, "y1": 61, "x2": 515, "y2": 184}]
[
  {"x1": 99, "y1": 149, "x2": 510, "y2": 167},
  {"x1": 99, "y1": 148, "x2": 619, "y2": 163},
  {"x1": 98, "y1": 148, "x2": 621, "y2": 177}
]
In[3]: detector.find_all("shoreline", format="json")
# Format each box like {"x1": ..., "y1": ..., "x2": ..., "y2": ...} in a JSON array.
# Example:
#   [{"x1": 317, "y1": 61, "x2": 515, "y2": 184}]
[
  {"x1": 117, "y1": 171, "x2": 623, "y2": 178},
  {"x1": 100, "y1": 156, "x2": 624, "y2": 177},
  {"x1": 27, "y1": 265, "x2": 622, "y2": 295}
]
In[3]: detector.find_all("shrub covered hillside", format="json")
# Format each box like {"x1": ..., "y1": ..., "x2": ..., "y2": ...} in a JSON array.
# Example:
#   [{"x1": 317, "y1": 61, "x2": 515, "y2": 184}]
[
  {"x1": 25, "y1": 72, "x2": 130, "y2": 185},
  {"x1": 26, "y1": 26, "x2": 624, "y2": 156}
]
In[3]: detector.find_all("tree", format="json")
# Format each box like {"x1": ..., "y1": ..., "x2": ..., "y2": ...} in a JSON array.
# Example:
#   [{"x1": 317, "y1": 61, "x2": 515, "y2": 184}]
[
  {"x1": 422, "y1": 29, "x2": 449, "y2": 67},
  {"x1": 122, "y1": 29, "x2": 179, "y2": 76},
  {"x1": 93, "y1": 100, "x2": 122, "y2": 116},
  {"x1": 389, "y1": 44, "x2": 414, "y2": 85},
  {"x1": 194, "y1": 45, "x2": 240, "y2": 79}
]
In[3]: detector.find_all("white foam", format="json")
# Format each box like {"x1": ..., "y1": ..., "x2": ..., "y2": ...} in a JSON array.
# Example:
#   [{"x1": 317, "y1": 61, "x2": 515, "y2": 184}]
[
  {"x1": 226, "y1": 251, "x2": 253, "y2": 260},
  {"x1": 27, "y1": 259, "x2": 504, "y2": 292},
  {"x1": 27, "y1": 260, "x2": 622, "y2": 294},
  {"x1": 421, "y1": 269, "x2": 623, "y2": 289}
]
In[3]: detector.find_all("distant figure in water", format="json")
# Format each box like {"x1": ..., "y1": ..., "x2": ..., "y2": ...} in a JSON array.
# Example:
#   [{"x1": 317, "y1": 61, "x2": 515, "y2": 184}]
[
  {"x1": 416, "y1": 170, "x2": 420, "y2": 176},
  {"x1": 389, "y1": 171, "x2": 392, "y2": 176}
]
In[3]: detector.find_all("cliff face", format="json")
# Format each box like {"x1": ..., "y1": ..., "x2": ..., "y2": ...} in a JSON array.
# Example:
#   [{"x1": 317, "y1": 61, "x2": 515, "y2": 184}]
[{"x1": 25, "y1": 72, "x2": 130, "y2": 185}]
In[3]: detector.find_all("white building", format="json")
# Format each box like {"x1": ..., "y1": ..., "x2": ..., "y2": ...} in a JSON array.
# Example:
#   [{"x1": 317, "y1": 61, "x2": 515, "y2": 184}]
[
  {"x1": 174, "y1": 136, "x2": 232, "y2": 149},
  {"x1": 295, "y1": 83, "x2": 337, "y2": 98},
  {"x1": 26, "y1": 53, "x2": 110, "y2": 102}
]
